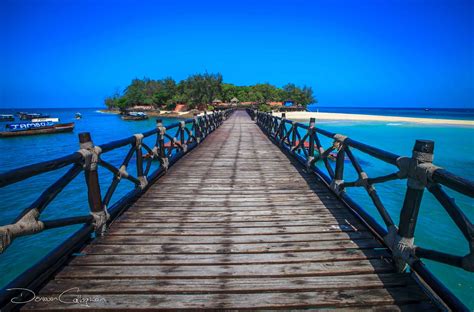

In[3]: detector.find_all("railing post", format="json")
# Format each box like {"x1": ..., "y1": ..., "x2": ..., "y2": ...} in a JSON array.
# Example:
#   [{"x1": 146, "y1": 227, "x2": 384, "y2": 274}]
[
  {"x1": 400, "y1": 140, "x2": 434, "y2": 237},
  {"x1": 393, "y1": 140, "x2": 434, "y2": 271},
  {"x1": 290, "y1": 122, "x2": 297, "y2": 150},
  {"x1": 265, "y1": 112, "x2": 269, "y2": 131},
  {"x1": 134, "y1": 133, "x2": 147, "y2": 189},
  {"x1": 209, "y1": 111, "x2": 213, "y2": 132},
  {"x1": 278, "y1": 113, "x2": 286, "y2": 141},
  {"x1": 179, "y1": 121, "x2": 187, "y2": 153},
  {"x1": 330, "y1": 134, "x2": 347, "y2": 195},
  {"x1": 209, "y1": 111, "x2": 213, "y2": 131},
  {"x1": 307, "y1": 117, "x2": 316, "y2": 168},
  {"x1": 204, "y1": 111, "x2": 209, "y2": 137},
  {"x1": 78, "y1": 132, "x2": 108, "y2": 235},
  {"x1": 193, "y1": 113, "x2": 202, "y2": 144},
  {"x1": 156, "y1": 119, "x2": 169, "y2": 170},
  {"x1": 335, "y1": 148, "x2": 345, "y2": 180}
]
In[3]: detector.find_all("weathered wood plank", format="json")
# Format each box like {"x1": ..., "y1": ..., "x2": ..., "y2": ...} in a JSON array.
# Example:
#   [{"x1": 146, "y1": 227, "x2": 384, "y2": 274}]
[
  {"x1": 55, "y1": 259, "x2": 394, "y2": 279},
  {"x1": 115, "y1": 214, "x2": 359, "y2": 223},
  {"x1": 96, "y1": 231, "x2": 374, "y2": 245},
  {"x1": 70, "y1": 249, "x2": 388, "y2": 266},
  {"x1": 121, "y1": 210, "x2": 352, "y2": 217},
  {"x1": 112, "y1": 220, "x2": 362, "y2": 228},
  {"x1": 83, "y1": 239, "x2": 383, "y2": 254},
  {"x1": 105, "y1": 225, "x2": 358, "y2": 235},
  {"x1": 40, "y1": 273, "x2": 413, "y2": 294}
]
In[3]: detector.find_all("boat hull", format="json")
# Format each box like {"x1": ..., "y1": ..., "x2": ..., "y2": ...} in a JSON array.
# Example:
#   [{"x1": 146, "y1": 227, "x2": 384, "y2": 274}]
[
  {"x1": 121, "y1": 116, "x2": 148, "y2": 120},
  {"x1": 0, "y1": 123, "x2": 75, "y2": 138}
]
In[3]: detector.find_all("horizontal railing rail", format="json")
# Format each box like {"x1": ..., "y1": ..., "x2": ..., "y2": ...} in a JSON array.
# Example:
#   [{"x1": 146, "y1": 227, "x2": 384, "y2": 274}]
[
  {"x1": 0, "y1": 109, "x2": 234, "y2": 310},
  {"x1": 250, "y1": 108, "x2": 473, "y2": 311}
]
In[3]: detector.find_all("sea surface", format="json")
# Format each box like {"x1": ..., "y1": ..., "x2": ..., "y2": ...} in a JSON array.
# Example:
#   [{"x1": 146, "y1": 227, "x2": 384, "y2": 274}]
[{"x1": 0, "y1": 107, "x2": 473, "y2": 308}]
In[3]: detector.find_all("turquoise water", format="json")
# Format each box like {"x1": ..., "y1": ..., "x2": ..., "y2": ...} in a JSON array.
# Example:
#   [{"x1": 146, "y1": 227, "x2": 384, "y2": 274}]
[{"x1": 0, "y1": 108, "x2": 473, "y2": 308}]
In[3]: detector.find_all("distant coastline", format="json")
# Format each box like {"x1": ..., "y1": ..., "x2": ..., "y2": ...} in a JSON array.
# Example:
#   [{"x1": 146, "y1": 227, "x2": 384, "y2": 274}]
[
  {"x1": 274, "y1": 111, "x2": 474, "y2": 126},
  {"x1": 306, "y1": 106, "x2": 474, "y2": 121}
]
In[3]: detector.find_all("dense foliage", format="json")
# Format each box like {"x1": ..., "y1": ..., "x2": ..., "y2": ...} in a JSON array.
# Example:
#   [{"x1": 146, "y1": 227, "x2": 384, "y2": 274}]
[{"x1": 105, "y1": 72, "x2": 316, "y2": 110}]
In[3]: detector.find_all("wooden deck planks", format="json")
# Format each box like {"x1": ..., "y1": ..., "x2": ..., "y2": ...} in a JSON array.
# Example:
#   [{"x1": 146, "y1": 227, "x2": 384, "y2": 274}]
[{"x1": 23, "y1": 110, "x2": 436, "y2": 311}]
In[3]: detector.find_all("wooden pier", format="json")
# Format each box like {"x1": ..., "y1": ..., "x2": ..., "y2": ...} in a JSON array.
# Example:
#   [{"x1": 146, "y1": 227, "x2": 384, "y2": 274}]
[
  {"x1": 1, "y1": 109, "x2": 473, "y2": 311},
  {"x1": 19, "y1": 111, "x2": 437, "y2": 310}
]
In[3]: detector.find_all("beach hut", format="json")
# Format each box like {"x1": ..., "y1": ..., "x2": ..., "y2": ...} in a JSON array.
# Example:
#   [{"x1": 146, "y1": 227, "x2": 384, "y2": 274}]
[
  {"x1": 230, "y1": 97, "x2": 239, "y2": 106},
  {"x1": 278, "y1": 99, "x2": 305, "y2": 112},
  {"x1": 268, "y1": 101, "x2": 283, "y2": 107},
  {"x1": 212, "y1": 99, "x2": 223, "y2": 106}
]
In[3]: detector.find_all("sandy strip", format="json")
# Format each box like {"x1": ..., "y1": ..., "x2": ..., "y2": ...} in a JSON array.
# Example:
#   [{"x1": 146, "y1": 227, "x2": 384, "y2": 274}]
[{"x1": 272, "y1": 112, "x2": 474, "y2": 126}]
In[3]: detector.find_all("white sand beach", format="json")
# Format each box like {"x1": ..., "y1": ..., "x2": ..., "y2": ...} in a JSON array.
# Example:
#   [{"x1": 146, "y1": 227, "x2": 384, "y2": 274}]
[{"x1": 272, "y1": 111, "x2": 474, "y2": 126}]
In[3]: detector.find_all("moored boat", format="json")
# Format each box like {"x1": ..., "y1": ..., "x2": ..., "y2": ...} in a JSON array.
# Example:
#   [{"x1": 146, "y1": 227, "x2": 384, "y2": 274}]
[
  {"x1": 31, "y1": 117, "x2": 60, "y2": 123},
  {"x1": 0, "y1": 122, "x2": 75, "y2": 138},
  {"x1": 0, "y1": 114, "x2": 14, "y2": 122},
  {"x1": 75, "y1": 112, "x2": 82, "y2": 119},
  {"x1": 121, "y1": 111, "x2": 148, "y2": 120},
  {"x1": 18, "y1": 112, "x2": 50, "y2": 120}
]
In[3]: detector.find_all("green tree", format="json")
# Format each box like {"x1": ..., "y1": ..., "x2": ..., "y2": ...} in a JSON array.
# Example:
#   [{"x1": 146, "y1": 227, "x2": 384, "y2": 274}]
[
  {"x1": 221, "y1": 83, "x2": 239, "y2": 102},
  {"x1": 252, "y1": 83, "x2": 280, "y2": 104},
  {"x1": 104, "y1": 73, "x2": 316, "y2": 110},
  {"x1": 123, "y1": 78, "x2": 146, "y2": 107},
  {"x1": 258, "y1": 103, "x2": 271, "y2": 112},
  {"x1": 179, "y1": 72, "x2": 223, "y2": 108},
  {"x1": 282, "y1": 83, "x2": 316, "y2": 106}
]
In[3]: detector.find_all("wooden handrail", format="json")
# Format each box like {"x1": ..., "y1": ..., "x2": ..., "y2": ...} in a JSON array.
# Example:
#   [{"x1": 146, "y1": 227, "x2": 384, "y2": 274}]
[
  {"x1": 251, "y1": 108, "x2": 472, "y2": 312},
  {"x1": 0, "y1": 109, "x2": 234, "y2": 252},
  {"x1": 0, "y1": 109, "x2": 234, "y2": 308}
]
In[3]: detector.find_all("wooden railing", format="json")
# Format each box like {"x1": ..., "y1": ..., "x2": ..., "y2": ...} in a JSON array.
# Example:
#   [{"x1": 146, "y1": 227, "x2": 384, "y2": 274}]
[
  {"x1": 0, "y1": 109, "x2": 233, "y2": 309},
  {"x1": 251, "y1": 109, "x2": 473, "y2": 311}
]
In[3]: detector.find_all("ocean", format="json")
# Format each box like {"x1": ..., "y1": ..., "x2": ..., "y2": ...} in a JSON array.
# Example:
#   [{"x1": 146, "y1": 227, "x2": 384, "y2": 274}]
[{"x1": 0, "y1": 107, "x2": 473, "y2": 308}]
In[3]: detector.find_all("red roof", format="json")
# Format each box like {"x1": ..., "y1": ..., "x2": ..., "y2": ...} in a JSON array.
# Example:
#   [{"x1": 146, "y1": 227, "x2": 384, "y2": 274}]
[
  {"x1": 174, "y1": 104, "x2": 188, "y2": 112},
  {"x1": 268, "y1": 101, "x2": 282, "y2": 106}
]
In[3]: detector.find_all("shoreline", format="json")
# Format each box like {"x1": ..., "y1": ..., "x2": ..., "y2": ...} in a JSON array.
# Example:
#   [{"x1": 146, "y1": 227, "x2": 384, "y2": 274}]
[
  {"x1": 273, "y1": 112, "x2": 474, "y2": 126},
  {"x1": 98, "y1": 109, "x2": 196, "y2": 119}
]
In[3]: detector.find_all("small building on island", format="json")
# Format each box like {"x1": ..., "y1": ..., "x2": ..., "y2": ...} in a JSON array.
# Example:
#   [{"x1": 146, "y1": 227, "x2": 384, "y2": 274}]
[
  {"x1": 212, "y1": 99, "x2": 223, "y2": 106},
  {"x1": 278, "y1": 99, "x2": 306, "y2": 112},
  {"x1": 268, "y1": 101, "x2": 283, "y2": 107},
  {"x1": 230, "y1": 97, "x2": 240, "y2": 106},
  {"x1": 173, "y1": 104, "x2": 188, "y2": 112}
]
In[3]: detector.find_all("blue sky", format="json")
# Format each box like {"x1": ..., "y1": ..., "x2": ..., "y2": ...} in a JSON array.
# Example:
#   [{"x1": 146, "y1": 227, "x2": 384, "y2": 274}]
[{"x1": 0, "y1": 0, "x2": 472, "y2": 108}]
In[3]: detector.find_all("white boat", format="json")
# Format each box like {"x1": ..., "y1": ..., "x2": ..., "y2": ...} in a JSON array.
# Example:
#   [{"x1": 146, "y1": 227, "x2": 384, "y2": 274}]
[
  {"x1": 32, "y1": 118, "x2": 60, "y2": 123},
  {"x1": 0, "y1": 114, "x2": 14, "y2": 121},
  {"x1": 121, "y1": 111, "x2": 148, "y2": 120}
]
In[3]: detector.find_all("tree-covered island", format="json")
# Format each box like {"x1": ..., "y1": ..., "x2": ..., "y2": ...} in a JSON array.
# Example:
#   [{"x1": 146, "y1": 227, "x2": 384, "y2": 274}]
[{"x1": 104, "y1": 72, "x2": 316, "y2": 113}]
